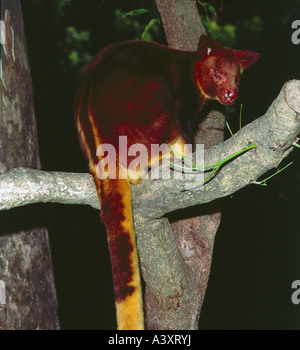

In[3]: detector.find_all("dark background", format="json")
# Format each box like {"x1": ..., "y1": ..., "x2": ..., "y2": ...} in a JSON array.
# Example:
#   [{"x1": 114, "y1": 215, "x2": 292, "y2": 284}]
[{"x1": 17, "y1": 0, "x2": 300, "y2": 329}]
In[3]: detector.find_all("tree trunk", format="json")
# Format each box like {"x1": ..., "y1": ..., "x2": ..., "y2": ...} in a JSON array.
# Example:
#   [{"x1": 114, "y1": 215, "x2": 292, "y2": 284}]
[
  {"x1": 137, "y1": 0, "x2": 224, "y2": 329},
  {"x1": 0, "y1": 0, "x2": 59, "y2": 329}
]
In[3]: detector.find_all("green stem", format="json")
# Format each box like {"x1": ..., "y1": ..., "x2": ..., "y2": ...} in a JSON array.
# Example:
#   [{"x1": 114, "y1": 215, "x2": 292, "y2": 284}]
[
  {"x1": 168, "y1": 143, "x2": 257, "y2": 187},
  {"x1": 253, "y1": 162, "x2": 293, "y2": 186},
  {"x1": 204, "y1": 143, "x2": 257, "y2": 170},
  {"x1": 239, "y1": 104, "x2": 243, "y2": 130},
  {"x1": 216, "y1": 117, "x2": 233, "y2": 137}
]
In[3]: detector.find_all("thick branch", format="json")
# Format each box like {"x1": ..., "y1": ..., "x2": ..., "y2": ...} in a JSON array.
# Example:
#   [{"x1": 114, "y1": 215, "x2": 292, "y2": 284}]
[
  {"x1": 132, "y1": 80, "x2": 300, "y2": 217},
  {"x1": 155, "y1": 0, "x2": 205, "y2": 50},
  {"x1": 0, "y1": 168, "x2": 99, "y2": 210},
  {"x1": 0, "y1": 80, "x2": 299, "y2": 214},
  {"x1": 154, "y1": 0, "x2": 219, "y2": 330}
]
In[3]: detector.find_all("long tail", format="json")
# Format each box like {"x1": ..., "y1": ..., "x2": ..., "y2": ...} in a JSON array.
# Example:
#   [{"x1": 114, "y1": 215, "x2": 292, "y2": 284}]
[
  {"x1": 93, "y1": 174, "x2": 144, "y2": 330},
  {"x1": 75, "y1": 78, "x2": 143, "y2": 329}
]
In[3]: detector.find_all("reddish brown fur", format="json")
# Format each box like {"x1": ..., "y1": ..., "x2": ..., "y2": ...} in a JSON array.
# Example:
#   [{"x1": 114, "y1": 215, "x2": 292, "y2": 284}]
[
  {"x1": 74, "y1": 35, "x2": 259, "y2": 329},
  {"x1": 100, "y1": 177, "x2": 135, "y2": 302}
]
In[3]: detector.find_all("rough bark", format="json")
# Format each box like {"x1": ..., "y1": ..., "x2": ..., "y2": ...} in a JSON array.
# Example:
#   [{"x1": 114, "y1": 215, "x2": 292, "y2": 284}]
[
  {"x1": 0, "y1": 0, "x2": 59, "y2": 329},
  {"x1": 155, "y1": 0, "x2": 205, "y2": 51}
]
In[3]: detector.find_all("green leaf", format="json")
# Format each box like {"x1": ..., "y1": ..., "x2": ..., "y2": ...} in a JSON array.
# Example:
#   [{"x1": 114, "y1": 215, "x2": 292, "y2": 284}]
[
  {"x1": 208, "y1": 5, "x2": 216, "y2": 15},
  {"x1": 69, "y1": 51, "x2": 79, "y2": 65},
  {"x1": 122, "y1": 9, "x2": 149, "y2": 19},
  {"x1": 141, "y1": 18, "x2": 160, "y2": 41}
]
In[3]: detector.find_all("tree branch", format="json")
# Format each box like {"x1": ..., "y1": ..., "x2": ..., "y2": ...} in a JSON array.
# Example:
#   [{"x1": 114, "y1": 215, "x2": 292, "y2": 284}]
[
  {"x1": 0, "y1": 80, "x2": 299, "y2": 214},
  {"x1": 154, "y1": 0, "x2": 221, "y2": 329},
  {"x1": 133, "y1": 79, "x2": 300, "y2": 218},
  {"x1": 0, "y1": 168, "x2": 99, "y2": 210},
  {"x1": 133, "y1": 79, "x2": 300, "y2": 329},
  {"x1": 155, "y1": 0, "x2": 205, "y2": 50}
]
